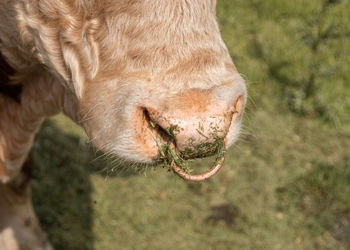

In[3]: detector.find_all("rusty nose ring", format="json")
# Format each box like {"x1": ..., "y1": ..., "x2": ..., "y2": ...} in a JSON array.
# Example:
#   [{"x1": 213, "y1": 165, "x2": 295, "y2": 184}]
[{"x1": 170, "y1": 143, "x2": 226, "y2": 182}]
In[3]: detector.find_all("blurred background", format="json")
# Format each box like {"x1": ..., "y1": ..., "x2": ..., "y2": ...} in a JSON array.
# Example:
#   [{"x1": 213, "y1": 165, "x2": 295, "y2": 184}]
[{"x1": 32, "y1": 0, "x2": 350, "y2": 249}]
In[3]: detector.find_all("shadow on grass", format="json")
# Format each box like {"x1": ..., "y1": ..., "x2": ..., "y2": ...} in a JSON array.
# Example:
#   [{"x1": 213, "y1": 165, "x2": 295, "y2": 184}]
[
  {"x1": 31, "y1": 117, "x2": 165, "y2": 249},
  {"x1": 31, "y1": 117, "x2": 156, "y2": 250},
  {"x1": 31, "y1": 119, "x2": 106, "y2": 250}
]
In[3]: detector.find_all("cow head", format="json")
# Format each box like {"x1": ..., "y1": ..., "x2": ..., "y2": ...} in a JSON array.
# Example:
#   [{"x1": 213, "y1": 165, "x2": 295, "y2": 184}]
[{"x1": 17, "y1": 0, "x2": 246, "y2": 179}]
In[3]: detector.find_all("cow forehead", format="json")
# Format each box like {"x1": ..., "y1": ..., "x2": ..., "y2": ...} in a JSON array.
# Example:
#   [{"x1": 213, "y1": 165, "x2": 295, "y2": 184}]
[
  {"x1": 102, "y1": 0, "x2": 215, "y2": 15},
  {"x1": 94, "y1": 0, "x2": 227, "y2": 76},
  {"x1": 102, "y1": 0, "x2": 218, "y2": 36}
]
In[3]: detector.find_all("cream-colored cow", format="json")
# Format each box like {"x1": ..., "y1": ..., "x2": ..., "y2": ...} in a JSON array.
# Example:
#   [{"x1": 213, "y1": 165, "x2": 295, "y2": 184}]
[{"x1": 0, "y1": 0, "x2": 246, "y2": 249}]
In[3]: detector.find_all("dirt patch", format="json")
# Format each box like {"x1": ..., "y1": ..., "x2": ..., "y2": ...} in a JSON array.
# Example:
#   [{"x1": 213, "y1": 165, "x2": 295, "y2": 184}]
[{"x1": 206, "y1": 203, "x2": 239, "y2": 227}]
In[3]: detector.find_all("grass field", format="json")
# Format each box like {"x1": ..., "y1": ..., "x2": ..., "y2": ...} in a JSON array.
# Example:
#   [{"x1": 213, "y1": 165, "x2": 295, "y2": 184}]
[{"x1": 31, "y1": 1, "x2": 350, "y2": 249}]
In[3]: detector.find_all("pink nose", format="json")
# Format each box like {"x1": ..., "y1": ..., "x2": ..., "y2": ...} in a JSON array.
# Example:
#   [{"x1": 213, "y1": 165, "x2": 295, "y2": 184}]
[{"x1": 146, "y1": 85, "x2": 245, "y2": 159}]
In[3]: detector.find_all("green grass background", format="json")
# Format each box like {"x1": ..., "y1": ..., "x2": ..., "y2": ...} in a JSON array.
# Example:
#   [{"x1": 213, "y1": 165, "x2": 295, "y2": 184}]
[{"x1": 31, "y1": 0, "x2": 350, "y2": 249}]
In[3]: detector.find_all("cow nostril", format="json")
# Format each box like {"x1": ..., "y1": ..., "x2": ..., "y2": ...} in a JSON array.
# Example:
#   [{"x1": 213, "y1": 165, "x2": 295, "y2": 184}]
[
  {"x1": 142, "y1": 108, "x2": 170, "y2": 138},
  {"x1": 143, "y1": 108, "x2": 155, "y2": 128}
]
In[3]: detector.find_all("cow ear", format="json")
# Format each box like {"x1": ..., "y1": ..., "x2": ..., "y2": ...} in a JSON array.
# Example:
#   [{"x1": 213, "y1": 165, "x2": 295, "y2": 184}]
[
  {"x1": 82, "y1": 18, "x2": 101, "y2": 80},
  {"x1": 61, "y1": 45, "x2": 86, "y2": 99},
  {"x1": 61, "y1": 18, "x2": 101, "y2": 99},
  {"x1": 14, "y1": 1, "x2": 101, "y2": 99}
]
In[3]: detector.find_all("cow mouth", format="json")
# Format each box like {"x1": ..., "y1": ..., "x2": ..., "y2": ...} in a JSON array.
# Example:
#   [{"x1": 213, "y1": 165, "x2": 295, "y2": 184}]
[{"x1": 141, "y1": 109, "x2": 227, "y2": 182}]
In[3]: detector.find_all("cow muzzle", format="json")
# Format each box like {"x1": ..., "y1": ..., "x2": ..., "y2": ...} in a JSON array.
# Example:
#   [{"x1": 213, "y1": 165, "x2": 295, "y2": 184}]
[{"x1": 136, "y1": 83, "x2": 246, "y2": 181}]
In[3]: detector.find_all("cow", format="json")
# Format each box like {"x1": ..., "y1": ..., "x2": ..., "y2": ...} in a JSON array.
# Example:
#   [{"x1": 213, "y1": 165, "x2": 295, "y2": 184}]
[{"x1": 0, "y1": 0, "x2": 247, "y2": 249}]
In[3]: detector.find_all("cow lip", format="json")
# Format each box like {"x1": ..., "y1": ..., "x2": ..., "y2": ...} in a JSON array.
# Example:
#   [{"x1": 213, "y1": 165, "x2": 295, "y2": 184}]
[{"x1": 142, "y1": 109, "x2": 226, "y2": 182}]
